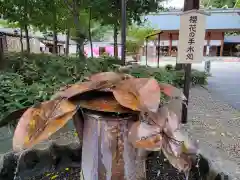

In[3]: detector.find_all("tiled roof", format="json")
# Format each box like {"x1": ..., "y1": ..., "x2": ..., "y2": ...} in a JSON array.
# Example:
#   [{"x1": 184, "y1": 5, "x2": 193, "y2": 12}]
[{"x1": 145, "y1": 9, "x2": 240, "y2": 31}]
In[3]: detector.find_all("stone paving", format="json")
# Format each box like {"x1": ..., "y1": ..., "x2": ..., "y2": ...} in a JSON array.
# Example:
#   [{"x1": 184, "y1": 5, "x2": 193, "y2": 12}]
[
  {"x1": 183, "y1": 87, "x2": 240, "y2": 180},
  {"x1": 207, "y1": 62, "x2": 240, "y2": 110}
]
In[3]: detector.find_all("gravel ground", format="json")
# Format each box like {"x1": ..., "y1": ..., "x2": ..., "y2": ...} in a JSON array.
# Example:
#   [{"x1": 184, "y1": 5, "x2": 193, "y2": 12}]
[
  {"x1": 183, "y1": 87, "x2": 240, "y2": 179},
  {"x1": 27, "y1": 86, "x2": 240, "y2": 180},
  {"x1": 28, "y1": 167, "x2": 81, "y2": 180}
]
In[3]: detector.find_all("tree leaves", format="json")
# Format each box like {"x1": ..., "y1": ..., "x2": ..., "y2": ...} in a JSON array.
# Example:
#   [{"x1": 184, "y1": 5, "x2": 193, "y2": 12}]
[
  {"x1": 201, "y1": 0, "x2": 236, "y2": 8},
  {"x1": 127, "y1": 25, "x2": 156, "y2": 46},
  {"x1": 12, "y1": 98, "x2": 76, "y2": 151}
]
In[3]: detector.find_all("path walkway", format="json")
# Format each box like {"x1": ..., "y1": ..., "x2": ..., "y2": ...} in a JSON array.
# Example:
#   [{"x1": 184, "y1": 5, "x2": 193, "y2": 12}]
[
  {"x1": 184, "y1": 87, "x2": 240, "y2": 180},
  {"x1": 207, "y1": 62, "x2": 240, "y2": 110}
]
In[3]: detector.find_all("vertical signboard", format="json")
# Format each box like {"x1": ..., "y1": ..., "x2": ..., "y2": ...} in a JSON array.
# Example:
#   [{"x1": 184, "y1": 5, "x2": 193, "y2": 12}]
[{"x1": 177, "y1": 11, "x2": 206, "y2": 64}]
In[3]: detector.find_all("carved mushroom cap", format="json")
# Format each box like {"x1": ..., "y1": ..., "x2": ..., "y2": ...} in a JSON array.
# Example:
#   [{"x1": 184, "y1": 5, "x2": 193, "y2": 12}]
[{"x1": 11, "y1": 71, "x2": 197, "y2": 174}]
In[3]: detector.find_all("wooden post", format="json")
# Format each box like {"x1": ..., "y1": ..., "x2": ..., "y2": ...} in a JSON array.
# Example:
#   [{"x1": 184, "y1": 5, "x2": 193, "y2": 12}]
[
  {"x1": 80, "y1": 110, "x2": 146, "y2": 180},
  {"x1": 65, "y1": 29, "x2": 70, "y2": 56},
  {"x1": 169, "y1": 33, "x2": 172, "y2": 56},
  {"x1": 181, "y1": 0, "x2": 200, "y2": 124},
  {"x1": 0, "y1": 34, "x2": 5, "y2": 70},
  {"x1": 220, "y1": 32, "x2": 224, "y2": 56}
]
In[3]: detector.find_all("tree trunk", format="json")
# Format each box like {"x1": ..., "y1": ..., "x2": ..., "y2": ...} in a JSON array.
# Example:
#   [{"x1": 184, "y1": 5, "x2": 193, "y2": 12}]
[
  {"x1": 72, "y1": 0, "x2": 85, "y2": 58},
  {"x1": 20, "y1": 28, "x2": 24, "y2": 53},
  {"x1": 89, "y1": 8, "x2": 93, "y2": 58},
  {"x1": 23, "y1": 0, "x2": 30, "y2": 54},
  {"x1": 76, "y1": 39, "x2": 85, "y2": 58},
  {"x1": 53, "y1": 24, "x2": 58, "y2": 55},
  {"x1": 0, "y1": 36, "x2": 5, "y2": 70},
  {"x1": 24, "y1": 24, "x2": 30, "y2": 53},
  {"x1": 79, "y1": 110, "x2": 146, "y2": 180},
  {"x1": 113, "y1": 24, "x2": 118, "y2": 58},
  {"x1": 65, "y1": 28, "x2": 70, "y2": 56},
  {"x1": 52, "y1": 7, "x2": 58, "y2": 55}
]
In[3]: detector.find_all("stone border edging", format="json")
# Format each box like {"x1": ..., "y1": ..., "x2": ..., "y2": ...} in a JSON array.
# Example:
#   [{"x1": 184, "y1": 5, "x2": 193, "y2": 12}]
[{"x1": 0, "y1": 142, "x2": 81, "y2": 180}]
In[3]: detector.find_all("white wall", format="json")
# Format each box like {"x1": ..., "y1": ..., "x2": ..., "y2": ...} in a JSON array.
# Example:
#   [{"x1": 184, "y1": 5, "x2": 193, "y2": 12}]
[{"x1": 69, "y1": 44, "x2": 77, "y2": 54}]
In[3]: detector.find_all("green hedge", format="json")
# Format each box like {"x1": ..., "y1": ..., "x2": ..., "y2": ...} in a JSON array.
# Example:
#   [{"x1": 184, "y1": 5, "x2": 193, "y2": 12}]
[{"x1": 0, "y1": 53, "x2": 208, "y2": 122}]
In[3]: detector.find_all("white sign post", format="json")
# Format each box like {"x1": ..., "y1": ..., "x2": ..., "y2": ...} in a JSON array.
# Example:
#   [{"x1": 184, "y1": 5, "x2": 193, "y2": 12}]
[{"x1": 177, "y1": 11, "x2": 207, "y2": 64}]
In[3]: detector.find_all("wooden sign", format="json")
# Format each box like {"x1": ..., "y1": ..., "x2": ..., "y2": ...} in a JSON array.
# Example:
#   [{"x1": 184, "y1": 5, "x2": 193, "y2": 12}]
[{"x1": 177, "y1": 11, "x2": 206, "y2": 64}]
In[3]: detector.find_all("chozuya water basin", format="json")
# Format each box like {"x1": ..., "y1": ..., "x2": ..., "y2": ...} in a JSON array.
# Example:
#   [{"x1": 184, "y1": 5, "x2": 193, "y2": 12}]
[{"x1": 0, "y1": 126, "x2": 14, "y2": 154}]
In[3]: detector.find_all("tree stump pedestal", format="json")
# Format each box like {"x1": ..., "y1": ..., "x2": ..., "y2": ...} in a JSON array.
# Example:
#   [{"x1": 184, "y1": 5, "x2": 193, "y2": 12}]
[{"x1": 75, "y1": 109, "x2": 146, "y2": 180}]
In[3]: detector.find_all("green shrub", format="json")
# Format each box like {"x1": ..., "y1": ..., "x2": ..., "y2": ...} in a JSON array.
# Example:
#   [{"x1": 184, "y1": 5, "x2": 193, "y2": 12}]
[
  {"x1": 0, "y1": 72, "x2": 58, "y2": 120},
  {"x1": 172, "y1": 70, "x2": 208, "y2": 87},
  {"x1": 1, "y1": 53, "x2": 121, "y2": 120}
]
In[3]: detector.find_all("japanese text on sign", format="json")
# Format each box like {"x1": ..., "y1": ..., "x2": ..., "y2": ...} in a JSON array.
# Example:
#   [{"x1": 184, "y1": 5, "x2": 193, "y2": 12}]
[
  {"x1": 186, "y1": 16, "x2": 197, "y2": 61},
  {"x1": 177, "y1": 11, "x2": 206, "y2": 64}
]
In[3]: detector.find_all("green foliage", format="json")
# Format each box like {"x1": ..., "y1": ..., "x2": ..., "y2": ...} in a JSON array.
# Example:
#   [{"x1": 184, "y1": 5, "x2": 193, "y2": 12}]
[
  {"x1": 90, "y1": 0, "x2": 166, "y2": 32},
  {"x1": 237, "y1": 0, "x2": 240, "y2": 7},
  {"x1": 126, "y1": 24, "x2": 157, "y2": 54},
  {"x1": 1, "y1": 0, "x2": 34, "y2": 26},
  {"x1": 201, "y1": 0, "x2": 236, "y2": 8},
  {"x1": 126, "y1": 40, "x2": 141, "y2": 54},
  {"x1": 172, "y1": 70, "x2": 208, "y2": 88},
  {"x1": 90, "y1": 24, "x2": 110, "y2": 41},
  {"x1": 5, "y1": 53, "x2": 85, "y2": 85},
  {"x1": 127, "y1": 25, "x2": 156, "y2": 45},
  {"x1": 1, "y1": 53, "x2": 122, "y2": 120},
  {"x1": 0, "y1": 19, "x2": 19, "y2": 28},
  {"x1": 31, "y1": 0, "x2": 69, "y2": 33}
]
